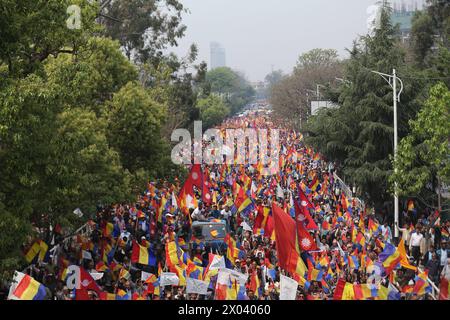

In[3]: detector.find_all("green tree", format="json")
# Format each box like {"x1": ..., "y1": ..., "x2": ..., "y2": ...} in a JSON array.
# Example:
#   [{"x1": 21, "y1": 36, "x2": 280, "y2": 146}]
[
  {"x1": 99, "y1": 0, "x2": 187, "y2": 63},
  {"x1": 106, "y1": 82, "x2": 167, "y2": 176},
  {"x1": 390, "y1": 83, "x2": 450, "y2": 210},
  {"x1": 410, "y1": 11, "x2": 435, "y2": 66},
  {"x1": 0, "y1": 0, "x2": 99, "y2": 77},
  {"x1": 205, "y1": 67, "x2": 255, "y2": 115},
  {"x1": 295, "y1": 48, "x2": 340, "y2": 70},
  {"x1": 44, "y1": 37, "x2": 138, "y2": 116},
  {"x1": 0, "y1": 0, "x2": 192, "y2": 277},
  {"x1": 306, "y1": 4, "x2": 424, "y2": 211},
  {"x1": 196, "y1": 94, "x2": 230, "y2": 129},
  {"x1": 46, "y1": 108, "x2": 134, "y2": 220},
  {"x1": 270, "y1": 49, "x2": 342, "y2": 129},
  {"x1": 0, "y1": 206, "x2": 30, "y2": 282},
  {"x1": 264, "y1": 70, "x2": 284, "y2": 91}
]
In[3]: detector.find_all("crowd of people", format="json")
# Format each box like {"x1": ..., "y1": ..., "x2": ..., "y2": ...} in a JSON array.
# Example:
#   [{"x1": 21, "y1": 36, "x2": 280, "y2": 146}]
[{"x1": 4, "y1": 112, "x2": 450, "y2": 300}]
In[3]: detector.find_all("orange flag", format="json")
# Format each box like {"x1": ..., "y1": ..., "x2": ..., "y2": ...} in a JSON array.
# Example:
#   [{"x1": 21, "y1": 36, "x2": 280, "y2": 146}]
[{"x1": 398, "y1": 238, "x2": 417, "y2": 271}]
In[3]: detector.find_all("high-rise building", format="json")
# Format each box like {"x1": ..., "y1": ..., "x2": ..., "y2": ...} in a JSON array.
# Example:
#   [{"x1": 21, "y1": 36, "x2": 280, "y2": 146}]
[
  {"x1": 390, "y1": 0, "x2": 424, "y2": 42},
  {"x1": 368, "y1": 1, "x2": 424, "y2": 42},
  {"x1": 210, "y1": 42, "x2": 226, "y2": 70}
]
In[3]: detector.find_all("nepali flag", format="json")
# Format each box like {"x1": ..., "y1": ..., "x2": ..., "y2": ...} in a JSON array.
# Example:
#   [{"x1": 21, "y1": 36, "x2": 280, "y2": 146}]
[
  {"x1": 295, "y1": 189, "x2": 318, "y2": 230},
  {"x1": 296, "y1": 215, "x2": 318, "y2": 252}
]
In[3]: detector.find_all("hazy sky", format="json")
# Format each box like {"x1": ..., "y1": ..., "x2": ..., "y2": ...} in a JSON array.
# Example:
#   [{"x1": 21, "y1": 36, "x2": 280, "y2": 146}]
[{"x1": 170, "y1": 0, "x2": 381, "y2": 82}]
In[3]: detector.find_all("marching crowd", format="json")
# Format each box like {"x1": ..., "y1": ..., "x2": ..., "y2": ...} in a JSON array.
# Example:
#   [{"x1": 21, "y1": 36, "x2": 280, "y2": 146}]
[{"x1": 4, "y1": 112, "x2": 450, "y2": 301}]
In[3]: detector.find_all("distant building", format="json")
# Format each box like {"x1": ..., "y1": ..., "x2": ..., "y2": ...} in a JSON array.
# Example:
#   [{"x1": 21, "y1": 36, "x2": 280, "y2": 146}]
[
  {"x1": 368, "y1": 1, "x2": 424, "y2": 42},
  {"x1": 210, "y1": 42, "x2": 226, "y2": 70},
  {"x1": 390, "y1": 0, "x2": 424, "y2": 42}
]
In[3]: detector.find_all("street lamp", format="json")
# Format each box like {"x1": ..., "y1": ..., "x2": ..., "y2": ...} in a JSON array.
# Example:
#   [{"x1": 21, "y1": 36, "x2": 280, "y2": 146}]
[
  {"x1": 371, "y1": 68, "x2": 404, "y2": 239},
  {"x1": 316, "y1": 84, "x2": 326, "y2": 100}
]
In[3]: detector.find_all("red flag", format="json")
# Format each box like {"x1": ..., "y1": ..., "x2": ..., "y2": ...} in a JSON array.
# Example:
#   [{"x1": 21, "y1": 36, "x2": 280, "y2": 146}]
[
  {"x1": 264, "y1": 214, "x2": 274, "y2": 239},
  {"x1": 179, "y1": 164, "x2": 202, "y2": 198},
  {"x1": 54, "y1": 224, "x2": 62, "y2": 234},
  {"x1": 333, "y1": 278, "x2": 346, "y2": 300},
  {"x1": 272, "y1": 202, "x2": 297, "y2": 271},
  {"x1": 202, "y1": 172, "x2": 212, "y2": 205},
  {"x1": 253, "y1": 205, "x2": 264, "y2": 232},
  {"x1": 295, "y1": 190, "x2": 318, "y2": 230},
  {"x1": 296, "y1": 216, "x2": 318, "y2": 251},
  {"x1": 439, "y1": 277, "x2": 449, "y2": 300},
  {"x1": 75, "y1": 266, "x2": 102, "y2": 300},
  {"x1": 188, "y1": 164, "x2": 202, "y2": 188}
]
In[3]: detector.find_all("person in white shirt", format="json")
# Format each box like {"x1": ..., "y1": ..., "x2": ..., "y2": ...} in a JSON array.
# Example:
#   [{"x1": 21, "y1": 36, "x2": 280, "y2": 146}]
[
  {"x1": 397, "y1": 222, "x2": 410, "y2": 245},
  {"x1": 441, "y1": 257, "x2": 450, "y2": 281},
  {"x1": 439, "y1": 240, "x2": 448, "y2": 272},
  {"x1": 409, "y1": 229, "x2": 424, "y2": 264},
  {"x1": 220, "y1": 205, "x2": 232, "y2": 222},
  {"x1": 191, "y1": 203, "x2": 207, "y2": 221}
]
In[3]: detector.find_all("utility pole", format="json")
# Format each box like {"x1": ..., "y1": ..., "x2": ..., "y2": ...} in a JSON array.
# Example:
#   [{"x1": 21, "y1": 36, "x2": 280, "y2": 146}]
[{"x1": 371, "y1": 69, "x2": 404, "y2": 240}]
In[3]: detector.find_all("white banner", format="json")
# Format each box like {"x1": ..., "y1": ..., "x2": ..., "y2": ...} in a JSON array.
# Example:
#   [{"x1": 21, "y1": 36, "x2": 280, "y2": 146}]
[
  {"x1": 209, "y1": 255, "x2": 226, "y2": 270},
  {"x1": 186, "y1": 278, "x2": 209, "y2": 295},
  {"x1": 241, "y1": 221, "x2": 253, "y2": 232},
  {"x1": 160, "y1": 272, "x2": 179, "y2": 286},
  {"x1": 217, "y1": 268, "x2": 248, "y2": 286},
  {"x1": 280, "y1": 275, "x2": 298, "y2": 300}
]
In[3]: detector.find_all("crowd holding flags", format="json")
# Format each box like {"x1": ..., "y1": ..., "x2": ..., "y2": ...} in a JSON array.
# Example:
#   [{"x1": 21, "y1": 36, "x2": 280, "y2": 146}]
[{"x1": 7, "y1": 112, "x2": 450, "y2": 301}]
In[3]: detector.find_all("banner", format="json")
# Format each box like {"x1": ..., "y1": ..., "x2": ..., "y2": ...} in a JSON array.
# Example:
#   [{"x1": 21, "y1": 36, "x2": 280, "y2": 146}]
[
  {"x1": 186, "y1": 278, "x2": 209, "y2": 295},
  {"x1": 280, "y1": 275, "x2": 298, "y2": 300},
  {"x1": 218, "y1": 268, "x2": 248, "y2": 285},
  {"x1": 209, "y1": 255, "x2": 226, "y2": 270},
  {"x1": 160, "y1": 272, "x2": 179, "y2": 286}
]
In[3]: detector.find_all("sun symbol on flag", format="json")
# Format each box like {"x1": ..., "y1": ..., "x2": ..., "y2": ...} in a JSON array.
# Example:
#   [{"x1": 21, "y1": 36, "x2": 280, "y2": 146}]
[
  {"x1": 301, "y1": 238, "x2": 311, "y2": 249},
  {"x1": 205, "y1": 193, "x2": 211, "y2": 199},
  {"x1": 301, "y1": 200, "x2": 307, "y2": 207},
  {"x1": 81, "y1": 279, "x2": 91, "y2": 287},
  {"x1": 297, "y1": 214, "x2": 306, "y2": 221},
  {"x1": 192, "y1": 172, "x2": 198, "y2": 180}
]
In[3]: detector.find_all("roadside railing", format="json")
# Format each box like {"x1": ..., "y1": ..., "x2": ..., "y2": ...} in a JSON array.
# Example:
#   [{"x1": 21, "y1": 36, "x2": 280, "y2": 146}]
[
  {"x1": 333, "y1": 172, "x2": 365, "y2": 210},
  {"x1": 332, "y1": 172, "x2": 440, "y2": 299}
]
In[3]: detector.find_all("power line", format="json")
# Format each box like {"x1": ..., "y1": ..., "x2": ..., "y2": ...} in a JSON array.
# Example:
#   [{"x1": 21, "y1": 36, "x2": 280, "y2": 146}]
[
  {"x1": 350, "y1": 62, "x2": 450, "y2": 81},
  {"x1": 396, "y1": 74, "x2": 450, "y2": 80}
]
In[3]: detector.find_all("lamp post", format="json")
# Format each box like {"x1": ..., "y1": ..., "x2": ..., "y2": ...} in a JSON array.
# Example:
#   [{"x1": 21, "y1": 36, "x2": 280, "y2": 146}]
[
  {"x1": 316, "y1": 84, "x2": 326, "y2": 100},
  {"x1": 371, "y1": 68, "x2": 404, "y2": 239}
]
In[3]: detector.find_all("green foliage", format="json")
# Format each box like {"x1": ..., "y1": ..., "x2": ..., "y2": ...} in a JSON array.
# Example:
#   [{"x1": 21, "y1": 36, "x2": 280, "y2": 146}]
[
  {"x1": 411, "y1": 11, "x2": 435, "y2": 65},
  {"x1": 0, "y1": 74, "x2": 62, "y2": 219},
  {"x1": 0, "y1": 0, "x2": 192, "y2": 275},
  {"x1": 391, "y1": 83, "x2": 450, "y2": 198},
  {"x1": 44, "y1": 37, "x2": 138, "y2": 115},
  {"x1": 0, "y1": 0, "x2": 100, "y2": 76},
  {"x1": 196, "y1": 94, "x2": 230, "y2": 129},
  {"x1": 270, "y1": 48, "x2": 343, "y2": 129},
  {"x1": 106, "y1": 81, "x2": 167, "y2": 176},
  {"x1": 0, "y1": 204, "x2": 30, "y2": 282},
  {"x1": 205, "y1": 67, "x2": 255, "y2": 115},
  {"x1": 295, "y1": 48, "x2": 340, "y2": 70},
  {"x1": 100, "y1": 0, "x2": 187, "y2": 63},
  {"x1": 48, "y1": 109, "x2": 134, "y2": 217},
  {"x1": 305, "y1": 5, "x2": 424, "y2": 210}
]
